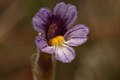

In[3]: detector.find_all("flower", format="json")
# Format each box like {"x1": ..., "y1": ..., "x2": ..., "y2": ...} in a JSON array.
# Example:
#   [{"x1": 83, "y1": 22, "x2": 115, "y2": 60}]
[{"x1": 32, "y1": 2, "x2": 89, "y2": 63}]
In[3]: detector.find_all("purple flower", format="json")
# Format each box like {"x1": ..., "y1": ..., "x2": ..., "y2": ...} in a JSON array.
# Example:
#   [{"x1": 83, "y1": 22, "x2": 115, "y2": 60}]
[{"x1": 32, "y1": 2, "x2": 89, "y2": 63}]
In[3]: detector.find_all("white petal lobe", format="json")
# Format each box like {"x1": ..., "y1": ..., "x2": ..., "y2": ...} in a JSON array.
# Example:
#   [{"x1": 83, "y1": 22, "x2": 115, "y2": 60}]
[{"x1": 55, "y1": 45, "x2": 75, "y2": 63}]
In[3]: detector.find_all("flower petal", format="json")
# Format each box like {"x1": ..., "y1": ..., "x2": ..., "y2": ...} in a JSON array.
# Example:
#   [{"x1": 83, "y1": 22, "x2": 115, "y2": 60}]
[
  {"x1": 66, "y1": 37, "x2": 88, "y2": 46},
  {"x1": 54, "y1": 2, "x2": 77, "y2": 28},
  {"x1": 35, "y1": 36, "x2": 55, "y2": 54},
  {"x1": 32, "y1": 8, "x2": 53, "y2": 35},
  {"x1": 64, "y1": 24, "x2": 89, "y2": 46},
  {"x1": 55, "y1": 45, "x2": 75, "y2": 63}
]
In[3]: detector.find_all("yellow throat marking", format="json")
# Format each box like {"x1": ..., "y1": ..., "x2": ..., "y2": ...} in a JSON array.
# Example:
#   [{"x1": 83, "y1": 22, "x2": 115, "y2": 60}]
[{"x1": 49, "y1": 36, "x2": 65, "y2": 47}]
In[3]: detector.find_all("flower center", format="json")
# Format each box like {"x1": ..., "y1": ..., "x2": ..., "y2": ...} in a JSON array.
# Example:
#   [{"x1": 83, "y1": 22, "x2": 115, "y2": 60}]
[
  {"x1": 49, "y1": 36, "x2": 65, "y2": 47},
  {"x1": 47, "y1": 23, "x2": 58, "y2": 40}
]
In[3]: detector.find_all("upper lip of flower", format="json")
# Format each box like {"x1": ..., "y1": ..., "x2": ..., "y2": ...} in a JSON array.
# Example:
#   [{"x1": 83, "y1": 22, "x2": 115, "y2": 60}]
[
  {"x1": 32, "y1": 2, "x2": 89, "y2": 63},
  {"x1": 32, "y1": 2, "x2": 77, "y2": 40}
]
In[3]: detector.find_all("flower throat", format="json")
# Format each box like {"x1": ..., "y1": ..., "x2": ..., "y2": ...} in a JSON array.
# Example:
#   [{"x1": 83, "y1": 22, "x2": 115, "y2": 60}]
[{"x1": 49, "y1": 36, "x2": 65, "y2": 47}]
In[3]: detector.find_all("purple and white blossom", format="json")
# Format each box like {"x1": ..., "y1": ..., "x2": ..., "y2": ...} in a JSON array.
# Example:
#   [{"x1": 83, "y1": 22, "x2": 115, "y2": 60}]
[{"x1": 32, "y1": 2, "x2": 89, "y2": 63}]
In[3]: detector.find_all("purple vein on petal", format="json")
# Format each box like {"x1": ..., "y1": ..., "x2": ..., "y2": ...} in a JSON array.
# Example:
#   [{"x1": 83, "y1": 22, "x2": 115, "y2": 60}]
[
  {"x1": 65, "y1": 27, "x2": 79, "y2": 36},
  {"x1": 44, "y1": 8, "x2": 52, "y2": 17},
  {"x1": 40, "y1": 45, "x2": 47, "y2": 50},
  {"x1": 54, "y1": 2, "x2": 65, "y2": 16},
  {"x1": 65, "y1": 11, "x2": 76, "y2": 27},
  {"x1": 65, "y1": 27, "x2": 87, "y2": 37},
  {"x1": 56, "y1": 51, "x2": 61, "y2": 61},
  {"x1": 34, "y1": 23, "x2": 46, "y2": 31},
  {"x1": 66, "y1": 46, "x2": 75, "y2": 57},
  {"x1": 62, "y1": 5, "x2": 70, "y2": 20},
  {"x1": 37, "y1": 14, "x2": 48, "y2": 25},
  {"x1": 63, "y1": 50, "x2": 70, "y2": 62},
  {"x1": 71, "y1": 36, "x2": 87, "y2": 39},
  {"x1": 37, "y1": 38, "x2": 43, "y2": 42},
  {"x1": 66, "y1": 37, "x2": 88, "y2": 46},
  {"x1": 66, "y1": 42, "x2": 76, "y2": 46}
]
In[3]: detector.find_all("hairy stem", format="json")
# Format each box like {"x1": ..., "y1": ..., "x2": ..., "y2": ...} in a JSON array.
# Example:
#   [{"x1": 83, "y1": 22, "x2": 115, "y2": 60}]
[{"x1": 31, "y1": 50, "x2": 56, "y2": 80}]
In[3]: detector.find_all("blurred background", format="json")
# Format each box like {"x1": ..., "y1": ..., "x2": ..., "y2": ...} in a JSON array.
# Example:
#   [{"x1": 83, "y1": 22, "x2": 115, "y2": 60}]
[{"x1": 0, "y1": 0, "x2": 120, "y2": 80}]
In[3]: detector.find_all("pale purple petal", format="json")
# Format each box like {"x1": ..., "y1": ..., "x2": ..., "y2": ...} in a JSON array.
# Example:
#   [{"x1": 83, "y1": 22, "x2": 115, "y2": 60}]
[
  {"x1": 54, "y1": 2, "x2": 77, "y2": 28},
  {"x1": 32, "y1": 8, "x2": 53, "y2": 34},
  {"x1": 35, "y1": 36, "x2": 55, "y2": 54},
  {"x1": 66, "y1": 37, "x2": 88, "y2": 46},
  {"x1": 64, "y1": 24, "x2": 89, "y2": 46},
  {"x1": 55, "y1": 45, "x2": 75, "y2": 63}
]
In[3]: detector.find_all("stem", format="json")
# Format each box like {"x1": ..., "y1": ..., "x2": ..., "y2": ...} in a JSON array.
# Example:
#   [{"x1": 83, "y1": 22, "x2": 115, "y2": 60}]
[{"x1": 31, "y1": 50, "x2": 56, "y2": 80}]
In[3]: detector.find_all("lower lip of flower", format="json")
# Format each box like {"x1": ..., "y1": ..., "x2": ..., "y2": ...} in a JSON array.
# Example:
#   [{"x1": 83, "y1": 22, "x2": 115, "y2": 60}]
[{"x1": 49, "y1": 36, "x2": 65, "y2": 47}]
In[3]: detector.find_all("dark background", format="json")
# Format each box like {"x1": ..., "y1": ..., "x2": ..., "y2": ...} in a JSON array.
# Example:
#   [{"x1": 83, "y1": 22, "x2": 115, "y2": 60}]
[{"x1": 0, "y1": 0, "x2": 120, "y2": 80}]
